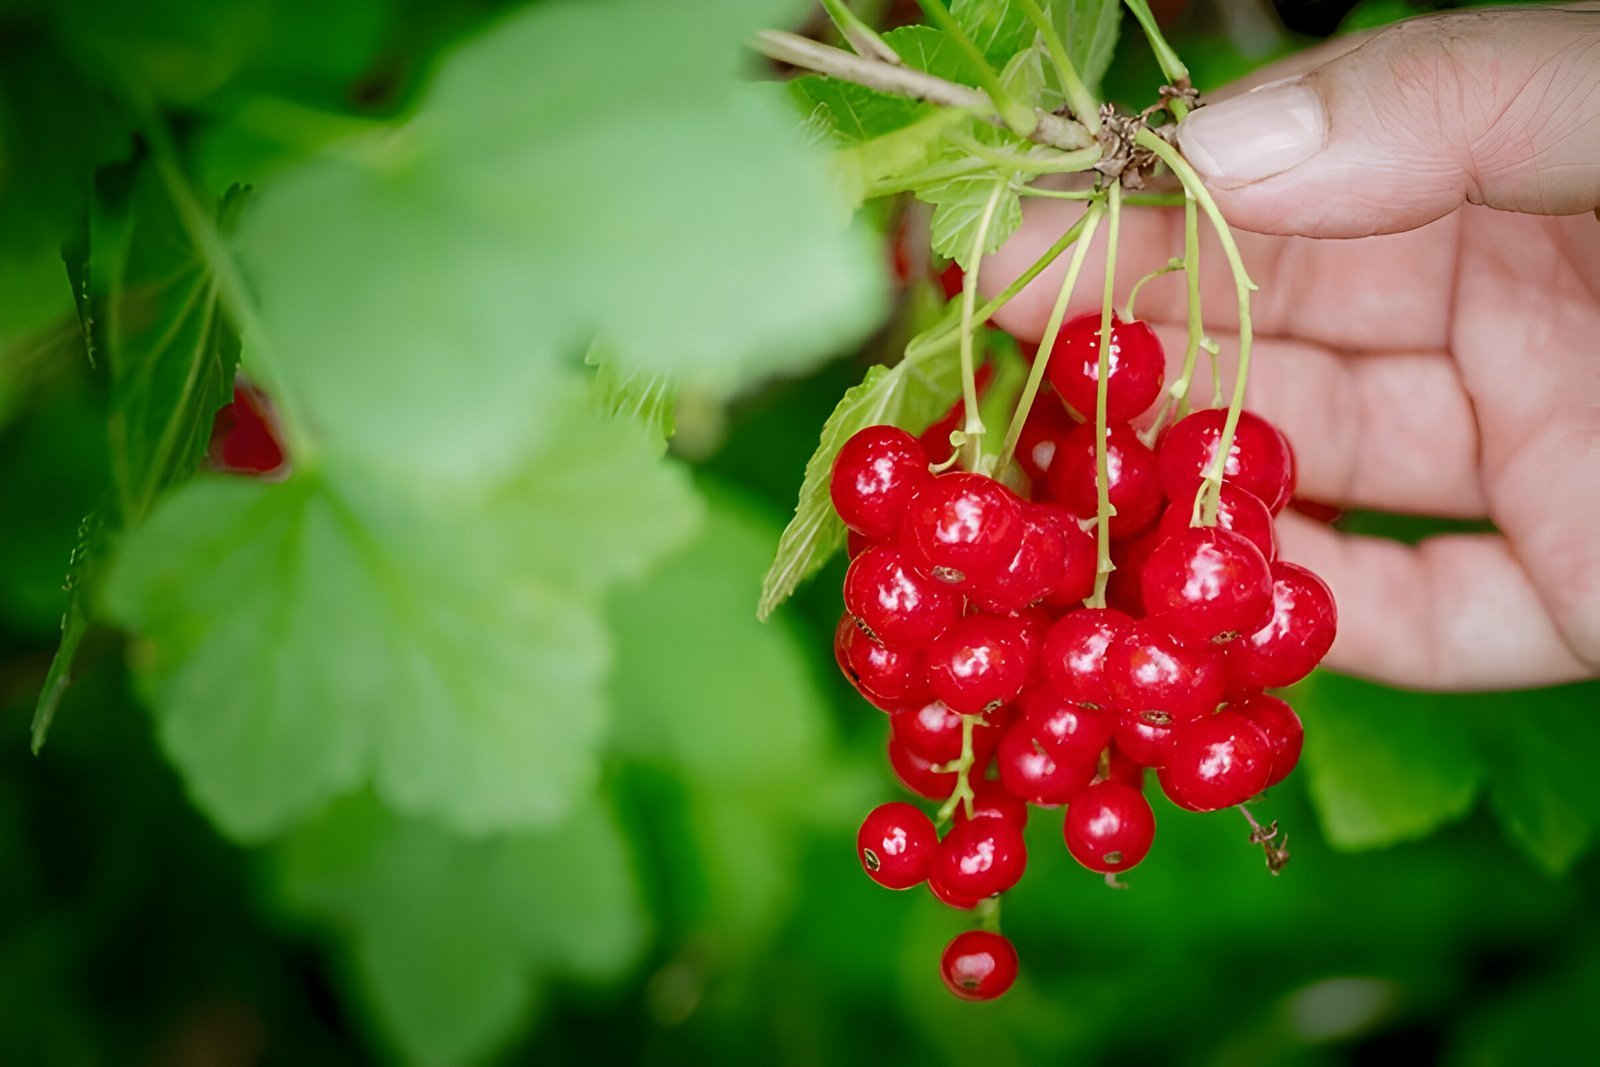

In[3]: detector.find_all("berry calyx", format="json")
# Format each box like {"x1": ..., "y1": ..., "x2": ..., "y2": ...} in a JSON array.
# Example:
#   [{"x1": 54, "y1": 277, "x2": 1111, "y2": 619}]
[
  {"x1": 996, "y1": 720, "x2": 1096, "y2": 806},
  {"x1": 1040, "y1": 608, "x2": 1131, "y2": 711},
  {"x1": 1230, "y1": 693, "x2": 1304, "y2": 788},
  {"x1": 902, "y1": 472, "x2": 1026, "y2": 587},
  {"x1": 1104, "y1": 620, "x2": 1228, "y2": 724},
  {"x1": 1156, "y1": 482, "x2": 1278, "y2": 563},
  {"x1": 834, "y1": 615, "x2": 928, "y2": 711},
  {"x1": 1043, "y1": 311, "x2": 1166, "y2": 424},
  {"x1": 1227, "y1": 562, "x2": 1338, "y2": 689},
  {"x1": 926, "y1": 614, "x2": 1035, "y2": 715},
  {"x1": 830, "y1": 425, "x2": 931, "y2": 542},
  {"x1": 932, "y1": 814, "x2": 1028, "y2": 902},
  {"x1": 1158, "y1": 711, "x2": 1274, "y2": 812},
  {"x1": 1046, "y1": 421, "x2": 1164, "y2": 538},
  {"x1": 857, "y1": 802, "x2": 938, "y2": 890},
  {"x1": 1140, "y1": 526, "x2": 1273, "y2": 645},
  {"x1": 843, "y1": 545, "x2": 965, "y2": 650},
  {"x1": 940, "y1": 930, "x2": 1019, "y2": 1001},
  {"x1": 1157, "y1": 408, "x2": 1295, "y2": 514},
  {"x1": 1063, "y1": 781, "x2": 1156, "y2": 874}
]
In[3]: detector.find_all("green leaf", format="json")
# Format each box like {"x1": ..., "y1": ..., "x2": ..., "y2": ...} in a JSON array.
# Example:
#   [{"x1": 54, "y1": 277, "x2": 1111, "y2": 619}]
[
  {"x1": 759, "y1": 349, "x2": 962, "y2": 619},
  {"x1": 587, "y1": 340, "x2": 676, "y2": 457},
  {"x1": 30, "y1": 508, "x2": 110, "y2": 753},
  {"x1": 922, "y1": 176, "x2": 1022, "y2": 267},
  {"x1": 882, "y1": 24, "x2": 985, "y2": 82},
  {"x1": 277, "y1": 792, "x2": 647, "y2": 1067},
  {"x1": 1052, "y1": 0, "x2": 1122, "y2": 96},
  {"x1": 836, "y1": 108, "x2": 975, "y2": 204},
  {"x1": 952, "y1": 0, "x2": 1035, "y2": 69},
  {"x1": 103, "y1": 384, "x2": 698, "y2": 840},
  {"x1": 1297, "y1": 672, "x2": 1486, "y2": 850},
  {"x1": 787, "y1": 75, "x2": 929, "y2": 143}
]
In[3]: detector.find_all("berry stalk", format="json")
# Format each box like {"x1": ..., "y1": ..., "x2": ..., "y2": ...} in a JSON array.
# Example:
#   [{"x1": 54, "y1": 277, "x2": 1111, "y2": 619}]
[
  {"x1": 1088, "y1": 181, "x2": 1123, "y2": 607},
  {"x1": 957, "y1": 180, "x2": 1008, "y2": 470},
  {"x1": 934, "y1": 714, "x2": 982, "y2": 823}
]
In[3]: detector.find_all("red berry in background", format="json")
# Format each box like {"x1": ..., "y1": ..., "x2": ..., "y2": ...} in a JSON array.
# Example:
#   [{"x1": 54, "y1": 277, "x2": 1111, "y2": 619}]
[
  {"x1": 1231, "y1": 693, "x2": 1304, "y2": 788},
  {"x1": 1105, "y1": 620, "x2": 1228, "y2": 724},
  {"x1": 902, "y1": 472, "x2": 1025, "y2": 588},
  {"x1": 1018, "y1": 684, "x2": 1114, "y2": 766},
  {"x1": 1043, "y1": 311, "x2": 1166, "y2": 424},
  {"x1": 1157, "y1": 482, "x2": 1278, "y2": 563},
  {"x1": 831, "y1": 425, "x2": 930, "y2": 542},
  {"x1": 940, "y1": 930, "x2": 1019, "y2": 1001},
  {"x1": 1159, "y1": 710, "x2": 1274, "y2": 811},
  {"x1": 1290, "y1": 497, "x2": 1343, "y2": 525},
  {"x1": 1140, "y1": 526, "x2": 1273, "y2": 645},
  {"x1": 955, "y1": 776, "x2": 1031, "y2": 829},
  {"x1": 857, "y1": 802, "x2": 938, "y2": 890},
  {"x1": 847, "y1": 529, "x2": 872, "y2": 559},
  {"x1": 1157, "y1": 408, "x2": 1295, "y2": 514},
  {"x1": 1063, "y1": 781, "x2": 1156, "y2": 874},
  {"x1": 938, "y1": 260, "x2": 965, "y2": 301},
  {"x1": 834, "y1": 615, "x2": 929, "y2": 711},
  {"x1": 843, "y1": 545, "x2": 965, "y2": 650},
  {"x1": 918, "y1": 363, "x2": 995, "y2": 464},
  {"x1": 1041, "y1": 607, "x2": 1131, "y2": 711},
  {"x1": 1037, "y1": 505, "x2": 1097, "y2": 607},
  {"x1": 888, "y1": 736, "x2": 958, "y2": 799},
  {"x1": 1047, "y1": 421, "x2": 1164, "y2": 538},
  {"x1": 996, "y1": 719, "x2": 1096, "y2": 806},
  {"x1": 209, "y1": 381, "x2": 287, "y2": 475},
  {"x1": 1015, "y1": 391, "x2": 1079, "y2": 484},
  {"x1": 926, "y1": 614, "x2": 1034, "y2": 714},
  {"x1": 970, "y1": 505, "x2": 1074, "y2": 614},
  {"x1": 1113, "y1": 712, "x2": 1179, "y2": 767},
  {"x1": 1102, "y1": 744, "x2": 1147, "y2": 789},
  {"x1": 933, "y1": 813, "x2": 1028, "y2": 902},
  {"x1": 1227, "y1": 562, "x2": 1338, "y2": 689},
  {"x1": 1105, "y1": 526, "x2": 1163, "y2": 617},
  {"x1": 891, "y1": 700, "x2": 1002, "y2": 766}
]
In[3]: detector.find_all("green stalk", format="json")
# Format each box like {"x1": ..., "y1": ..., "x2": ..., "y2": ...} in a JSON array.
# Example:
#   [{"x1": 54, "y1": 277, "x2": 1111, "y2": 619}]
[
  {"x1": 1020, "y1": 186, "x2": 1186, "y2": 207},
  {"x1": 1123, "y1": 0, "x2": 1191, "y2": 117},
  {"x1": 916, "y1": 0, "x2": 1037, "y2": 136},
  {"x1": 943, "y1": 131, "x2": 1100, "y2": 174},
  {"x1": 1144, "y1": 191, "x2": 1203, "y2": 445},
  {"x1": 996, "y1": 201, "x2": 1105, "y2": 476},
  {"x1": 1016, "y1": 0, "x2": 1102, "y2": 132},
  {"x1": 958, "y1": 180, "x2": 1008, "y2": 471},
  {"x1": 935, "y1": 715, "x2": 981, "y2": 823},
  {"x1": 1088, "y1": 181, "x2": 1122, "y2": 608}
]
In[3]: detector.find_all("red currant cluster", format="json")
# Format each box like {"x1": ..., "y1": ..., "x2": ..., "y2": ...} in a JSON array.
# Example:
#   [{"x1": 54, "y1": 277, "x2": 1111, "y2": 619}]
[{"x1": 832, "y1": 313, "x2": 1336, "y2": 1002}]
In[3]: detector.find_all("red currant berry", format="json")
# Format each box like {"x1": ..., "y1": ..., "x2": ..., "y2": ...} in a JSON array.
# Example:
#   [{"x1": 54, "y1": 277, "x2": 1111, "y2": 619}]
[
  {"x1": 857, "y1": 802, "x2": 938, "y2": 889},
  {"x1": 1043, "y1": 312, "x2": 1166, "y2": 423},
  {"x1": 1158, "y1": 711, "x2": 1274, "y2": 811},
  {"x1": 1018, "y1": 684, "x2": 1114, "y2": 765},
  {"x1": 938, "y1": 261, "x2": 964, "y2": 301},
  {"x1": 996, "y1": 720, "x2": 1096, "y2": 806},
  {"x1": 927, "y1": 614, "x2": 1034, "y2": 715},
  {"x1": 1041, "y1": 608, "x2": 1132, "y2": 711},
  {"x1": 932, "y1": 813, "x2": 1028, "y2": 901},
  {"x1": 835, "y1": 615, "x2": 928, "y2": 711},
  {"x1": 1104, "y1": 620, "x2": 1228, "y2": 724},
  {"x1": 888, "y1": 736, "x2": 957, "y2": 799},
  {"x1": 1230, "y1": 693, "x2": 1304, "y2": 788},
  {"x1": 902, "y1": 472, "x2": 1025, "y2": 587},
  {"x1": 831, "y1": 425, "x2": 930, "y2": 542},
  {"x1": 970, "y1": 506, "x2": 1071, "y2": 614},
  {"x1": 843, "y1": 545, "x2": 965, "y2": 650},
  {"x1": 1157, "y1": 482, "x2": 1278, "y2": 563},
  {"x1": 1157, "y1": 409, "x2": 1295, "y2": 514},
  {"x1": 940, "y1": 930, "x2": 1019, "y2": 1001},
  {"x1": 1063, "y1": 781, "x2": 1156, "y2": 874},
  {"x1": 1227, "y1": 562, "x2": 1338, "y2": 689},
  {"x1": 1046, "y1": 421, "x2": 1163, "y2": 538},
  {"x1": 954, "y1": 776, "x2": 1030, "y2": 829},
  {"x1": 1102, "y1": 745, "x2": 1147, "y2": 789},
  {"x1": 1113, "y1": 713, "x2": 1179, "y2": 767},
  {"x1": 1037, "y1": 505, "x2": 1097, "y2": 607},
  {"x1": 1105, "y1": 526, "x2": 1163, "y2": 617},
  {"x1": 1015, "y1": 391, "x2": 1079, "y2": 484},
  {"x1": 209, "y1": 382, "x2": 287, "y2": 475},
  {"x1": 891, "y1": 701, "x2": 1001, "y2": 766},
  {"x1": 1140, "y1": 526, "x2": 1273, "y2": 645}
]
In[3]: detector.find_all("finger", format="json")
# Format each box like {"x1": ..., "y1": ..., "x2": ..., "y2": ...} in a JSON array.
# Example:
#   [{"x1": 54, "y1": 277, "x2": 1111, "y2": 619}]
[
  {"x1": 1275, "y1": 514, "x2": 1595, "y2": 690},
  {"x1": 1175, "y1": 8, "x2": 1600, "y2": 237}
]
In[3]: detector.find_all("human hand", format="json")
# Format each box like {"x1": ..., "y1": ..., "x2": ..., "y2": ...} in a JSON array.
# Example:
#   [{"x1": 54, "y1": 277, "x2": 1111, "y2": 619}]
[{"x1": 980, "y1": 6, "x2": 1600, "y2": 691}]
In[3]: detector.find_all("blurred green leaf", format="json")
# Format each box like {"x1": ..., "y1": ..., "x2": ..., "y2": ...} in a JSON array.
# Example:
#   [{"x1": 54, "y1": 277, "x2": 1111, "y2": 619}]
[
  {"x1": 883, "y1": 24, "x2": 985, "y2": 81},
  {"x1": 278, "y1": 791, "x2": 647, "y2": 1067},
  {"x1": 1052, "y1": 0, "x2": 1121, "y2": 96},
  {"x1": 587, "y1": 340, "x2": 677, "y2": 457},
  {"x1": 952, "y1": 0, "x2": 1034, "y2": 68},
  {"x1": 788, "y1": 76, "x2": 930, "y2": 143}
]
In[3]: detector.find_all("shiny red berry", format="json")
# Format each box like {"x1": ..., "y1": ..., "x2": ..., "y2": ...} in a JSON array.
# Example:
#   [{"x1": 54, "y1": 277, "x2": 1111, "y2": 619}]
[
  {"x1": 891, "y1": 700, "x2": 1001, "y2": 766},
  {"x1": 932, "y1": 813, "x2": 1028, "y2": 902},
  {"x1": 902, "y1": 472, "x2": 1025, "y2": 587},
  {"x1": 954, "y1": 776, "x2": 1031, "y2": 829},
  {"x1": 996, "y1": 720, "x2": 1096, "y2": 806},
  {"x1": 970, "y1": 505, "x2": 1071, "y2": 614},
  {"x1": 1158, "y1": 710, "x2": 1274, "y2": 811},
  {"x1": 1105, "y1": 620, "x2": 1228, "y2": 724},
  {"x1": 857, "y1": 802, "x2": 938, "y2": 889},
  {"x1": 926, "y1": 614, "x2": 1034, "y2": 714},
  {"x1": 1105, "y1": 526, "x2": 1163, "y2": 617},
  {"x1": 1037, "y1": 505, "x2": 1097, "y2": 607},
  {"x1": 1231, "y1": 693, "x2": 1304, "y2": 788},
  {"x1": 1063, "y1": 781, "x2": 1156, "y2": 874},
  {"x1": 1227, "y1": 562, "x2": 1338, "y2": 689},
  {"x1": 843, "y1": 545, "x2": 965, "y2": 650},
  {"x1": 1043, "y1": 312, "x2": 1166, "y2": 423},
  {"x1": 1046, "y1": 421, "x2": 1163, "y2": 538},
  {"x1": 1113, "y1": 713, "x2": 1179, "y2": 767},
  {"x1": 1015, "y1": 392, "x2": 1079, "y2": 483},
  {"x1": 940, "y1": 930, "x2": 1019, "y2": 1001},
  {"x1": 1041, "y1": 608, "x2": 1131, "y2": 711},
  {"x1": 887, "y1": 736, "x2": 957, "y2": 799},
  {"x1": 1157, "y1": 409, "x2": 1295, "y2": 514},
  {"x1": 834, "y1": 615, "x2": 928, "y2": 711},
  {"x1": 1157, "y1": 482, "x2": 1278, "y2": 563},
  {"x1": 831, "y1": 425, "x2": 930, "y2": 542},
  {"x1": 1018, "y1": 684, "x2": 1114, "y2": 765},
  {"x1": 1140, "y1": 526, "x2": 1273, "y2": 645}
]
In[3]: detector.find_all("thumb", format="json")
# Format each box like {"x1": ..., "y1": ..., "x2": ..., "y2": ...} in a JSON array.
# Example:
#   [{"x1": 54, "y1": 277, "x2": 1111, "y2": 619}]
[{"x1": 1174, "y1": 8, "x2": 1600, "y2": 237}]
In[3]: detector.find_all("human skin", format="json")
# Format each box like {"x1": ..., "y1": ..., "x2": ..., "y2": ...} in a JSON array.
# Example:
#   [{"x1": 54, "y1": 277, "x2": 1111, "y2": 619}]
[{"x1": 979, "y1": 7, "x2": 1600, "y2": 691}]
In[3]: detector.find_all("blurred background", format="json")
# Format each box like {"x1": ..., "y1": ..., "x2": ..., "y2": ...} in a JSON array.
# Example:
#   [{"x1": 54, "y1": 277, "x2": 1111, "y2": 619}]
[{"x1": 2, "y1": 0, "x2": 1597, "y2": 1064}]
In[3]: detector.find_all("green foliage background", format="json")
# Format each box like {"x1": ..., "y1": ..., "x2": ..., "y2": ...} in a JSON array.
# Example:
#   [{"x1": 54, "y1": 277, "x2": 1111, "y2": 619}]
[{"x1": 1, "y1": 0, "x2": 1596, "y2": 1064}]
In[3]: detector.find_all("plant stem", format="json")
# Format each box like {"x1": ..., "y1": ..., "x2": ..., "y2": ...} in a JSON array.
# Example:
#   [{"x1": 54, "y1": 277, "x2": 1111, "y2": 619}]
[
  {"x1": 958, "y1": 180, "x2": 1007, "y2": 470},
  {"x1": 916, "y1": 0, "x2": 1037, "y2": 136},
  {"x1": 1121, "y1": 256, "x2": 1183, "y2": 322},
  {"x1": 935, "y1": 715, "x2": 981, "y2": 824},
  {"x1": 751, "y1": 31, "x2": 1092, "y2": 151},
  {"x1": 1016, "y1": 0, "x2": 1101, "y2": 133},
  {"x1": 1143, "y1": 191, "x2": 1203, "y2": 446},
  {"x1": 943, "y1": 131, "x2": 1100, "y2": 174},
  {"x1": 818, "y1": 0, "x2": 902, "y2": 65},
  {"x1": 1135, "y1": 128, "x2": 1254, "y2": 527},
  {"x1": 1019, "y1": 186, "x2": 1185, "y2": 207},
  {"x1": 996, "y1": 201, "x2": 1104, "y2": 476},
  {"x1": 1088, "y1": 181, "x2": 1122, "y2": 608},
  {"x1": 1123, "y1": 0, "x2": 1191, "y2": 118}
]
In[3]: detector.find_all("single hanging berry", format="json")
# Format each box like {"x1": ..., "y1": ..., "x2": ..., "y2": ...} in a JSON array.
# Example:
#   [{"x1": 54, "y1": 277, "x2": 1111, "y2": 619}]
[
  {"x1": 931, "y1": 814, "x2": 1028, "y2": 903},
  {"x1": 1227, "y1": 562, "x2": 1338, "y2": 689},
  {"x1": 902, "y1": 472, "x2": 1026, "y2": 588},
  {"x1": 1043, "y1": 311, "x2": 1167, "y2": 423},
  {"x1": 831, "y1": 425, "x2": 931, "y2": 542},
  {"x1": 843, "y1": 545, "x2": 965, "y2": 650},
  {"x1": 1046, "y1": 421, "x2": 1164, "y2": 538},
  {"x1": 1158, "y1": 710, "x2": 1274, "y2": 811},
  {"x1": 940, "y1": 930, "x2": 1019, "y2": 1001},
  {"x1": 1063, "y1": 781, "x2": 1156, "y2": 874},
  {"x1": 857, "y1": 802, "x2": 939, "y2": 890},
  {"x1": 1140, "y1": 526, "x2": 1274, "y2": 645},
  {"x1": 1158, "y1": 408, "x2": 1296, "y2": 514}
]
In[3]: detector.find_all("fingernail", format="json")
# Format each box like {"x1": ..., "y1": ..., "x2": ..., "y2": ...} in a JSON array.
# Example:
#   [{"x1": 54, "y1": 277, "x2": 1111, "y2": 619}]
[{"x1": 1177, "y1": 80, "x2": 1327, "y2": 188}]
